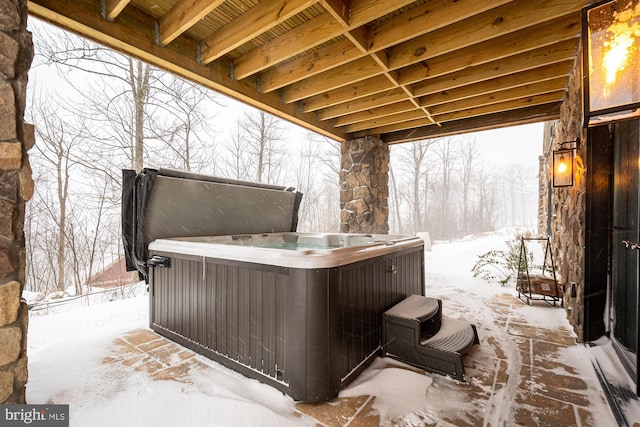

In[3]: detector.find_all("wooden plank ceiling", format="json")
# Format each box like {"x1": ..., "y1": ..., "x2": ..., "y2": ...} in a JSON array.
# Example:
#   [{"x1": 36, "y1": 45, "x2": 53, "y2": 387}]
[{"x1": 28, "y1": 0, "x2": 589, "y2": 144}]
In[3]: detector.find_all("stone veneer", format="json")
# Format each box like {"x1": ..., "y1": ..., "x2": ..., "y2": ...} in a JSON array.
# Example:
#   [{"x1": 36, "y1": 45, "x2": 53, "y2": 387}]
[
  {"x1": 339, "y1": 136, "x2": 389, "y2": 234},
  {"x1": 0, "y1": 0, "x2": 33, "y2": 403},
  {"x1": 538, "y1": 56, "x2": 586, "y2": 341}
]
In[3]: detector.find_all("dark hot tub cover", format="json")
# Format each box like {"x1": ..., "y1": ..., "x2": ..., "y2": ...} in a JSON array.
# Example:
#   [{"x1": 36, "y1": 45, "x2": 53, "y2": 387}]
[{"x1": 122, "y1": 168, "x2": 302, "y2": 281}]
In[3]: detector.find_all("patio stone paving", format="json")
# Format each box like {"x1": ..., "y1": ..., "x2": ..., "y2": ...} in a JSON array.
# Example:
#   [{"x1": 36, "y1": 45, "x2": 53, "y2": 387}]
[{"x1": 102, "y1": 293, "x2": 627, "y2": 425}]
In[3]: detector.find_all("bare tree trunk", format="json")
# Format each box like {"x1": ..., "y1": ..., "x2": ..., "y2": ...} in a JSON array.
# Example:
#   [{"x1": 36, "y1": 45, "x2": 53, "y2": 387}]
[
  {"x1": 434, "y1": 138, "x2": 456, "y2": 239},
  {"x1": 130, "y1": 59, "x2": 150, "y2": 172},
  {"x1": 412, "y1": 155, "x2": 422, "y2": 234},
  {"x1": 392, "y1": 140, "x2": 433, "y2": 235},
  {"x1": 224, "y1": 119, "x2": 251, "y2": 180},
  {"x1": 459, "y1": 141, "x2": 478, "y2": 235},
  {"x1": 32, "y1": 98, "x2": 79, "y2": 293},
  {"x1": 389, "y1": 164, "x2": 402, "y2": 233},
  {"x1": 56, "y1": 153, "x2": 67, "y2": 292},
  {"x1": 257, "y1": 113, "x2": 265, "y2": 182},
  {"x1": 243, "y1": 110, "x2": 284, "y2": 184}
]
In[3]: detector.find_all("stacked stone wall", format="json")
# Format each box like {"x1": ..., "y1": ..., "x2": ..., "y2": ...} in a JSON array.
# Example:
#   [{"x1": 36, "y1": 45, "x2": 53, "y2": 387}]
[
  {"x1": 340, "y1": 136, "x2": 389, "y2": 234},
  {"x1": 539, "y1": 56, "x2": 586, "y2": 340},
  {"x1": 0, "y1": 0, "x2": 33, "y2": 403}
]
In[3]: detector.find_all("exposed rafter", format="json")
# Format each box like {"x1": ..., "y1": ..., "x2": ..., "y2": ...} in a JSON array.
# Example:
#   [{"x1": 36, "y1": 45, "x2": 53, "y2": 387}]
[
  {"x1": 104, "y1": 0, "x2": 130, "y2": 20},
  {"x1": 381, "y1": 103, "x2": 562, "y2": 144},
  {"x1": 233, "y1": 12, "x2": 339, "y2": 80},
  {"x1": 319, "y1": 0, "x2": 349, "y2": 26},
  {"x1": 200, "y1": 0, "x2": 317, "y2": 64},
  {"x1": 159, "y1": 0, "x2": 225, "y2": 46},
  {"x1": 398, "y1": 15, "x2": 580, "y2": 85}
]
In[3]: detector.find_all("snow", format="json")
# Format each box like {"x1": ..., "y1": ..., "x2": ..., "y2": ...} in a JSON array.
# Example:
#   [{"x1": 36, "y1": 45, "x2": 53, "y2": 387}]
[
  {"x1": 339, "y1": 361, "x2": 433, "y2": 421},
  {"x1": 26, "y1": 229, "x2": 619, "y2": 426}
]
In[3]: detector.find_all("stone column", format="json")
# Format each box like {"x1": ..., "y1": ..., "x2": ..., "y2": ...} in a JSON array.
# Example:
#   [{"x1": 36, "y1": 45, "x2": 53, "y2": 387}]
[
  {"x1": 0, "y1": 0, "x2": 34, "y2": 403},
  {"x1": 339, "y1": 136, "x2": 389, "y2": 234},
  {"x1": 541, "y1": 55, "x2": 585, "y2": 341}
]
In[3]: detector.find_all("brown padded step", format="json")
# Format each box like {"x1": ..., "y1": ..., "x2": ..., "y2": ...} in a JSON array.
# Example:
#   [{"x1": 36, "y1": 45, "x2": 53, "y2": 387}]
[
  {"x1": 384, "y1": 294, "x2": 442, "y2": 340},
  {"x1": 421, "y1": 318, "x2": 479, "y2": 354},
  {"x1": 382, "y1": 295, "x2": 479, "y2": 382}
]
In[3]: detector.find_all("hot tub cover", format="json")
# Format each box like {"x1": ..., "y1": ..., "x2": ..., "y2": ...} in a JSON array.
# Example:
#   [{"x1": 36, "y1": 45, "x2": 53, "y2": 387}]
[{"x1": 122, "y1": 168, "x2": 303, "y2": 281}]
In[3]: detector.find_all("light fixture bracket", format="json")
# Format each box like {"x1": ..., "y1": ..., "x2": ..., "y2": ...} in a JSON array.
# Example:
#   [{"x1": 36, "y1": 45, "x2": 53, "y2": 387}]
[{"x1": 552, "y1": 138, "x2": 580, "y2": 188}]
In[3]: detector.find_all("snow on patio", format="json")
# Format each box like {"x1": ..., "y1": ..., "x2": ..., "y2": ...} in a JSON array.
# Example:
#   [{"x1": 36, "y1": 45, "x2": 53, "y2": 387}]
[{"x1": 26, "y1": 230, "x2": 619, "y2": 426}]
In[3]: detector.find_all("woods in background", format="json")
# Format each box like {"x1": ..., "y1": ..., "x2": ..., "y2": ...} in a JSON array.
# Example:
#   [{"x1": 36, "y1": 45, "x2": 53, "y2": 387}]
[{"x1": 25, "y1": 20, "x2": 537, "y2": 296}]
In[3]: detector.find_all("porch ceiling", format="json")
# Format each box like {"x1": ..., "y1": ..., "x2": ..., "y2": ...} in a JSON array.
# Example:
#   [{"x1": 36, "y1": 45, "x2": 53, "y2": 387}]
[{"x1": 27, "y1": 0, "x2": 590, "y2": 144}]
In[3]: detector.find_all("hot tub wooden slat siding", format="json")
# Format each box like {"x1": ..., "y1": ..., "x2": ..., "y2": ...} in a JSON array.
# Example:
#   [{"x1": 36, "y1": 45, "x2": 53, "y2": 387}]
[
  {"x1": 151, "y1": 258, "x2": 288, "y2": 379},
  {"x1": 152, "y1": 255, "x2": 203, "y2": 338},
  {"x1": 333, "y1": 247, "x2": 424, "y2": 383},
  {"x1": 149, "y1": 244, "x2": 424, "y2": 401},
  {"x1": 205, "y1": 262, "x2": 288, "y2": 376}
]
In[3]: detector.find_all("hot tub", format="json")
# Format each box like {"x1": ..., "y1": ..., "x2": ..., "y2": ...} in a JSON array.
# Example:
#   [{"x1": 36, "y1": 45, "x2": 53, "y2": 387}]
[{"x1": 122, "y1": 169, "x2": 424, "y2": 402}]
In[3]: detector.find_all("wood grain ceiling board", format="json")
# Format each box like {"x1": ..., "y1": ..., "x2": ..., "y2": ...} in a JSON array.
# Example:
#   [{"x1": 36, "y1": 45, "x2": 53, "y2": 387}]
[{"x1": 28, "y1": 0, "x2": 590, "y2": 144}]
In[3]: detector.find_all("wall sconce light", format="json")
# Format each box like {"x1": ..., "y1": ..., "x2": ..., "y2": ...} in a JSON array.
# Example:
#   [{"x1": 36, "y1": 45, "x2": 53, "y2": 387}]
[
  {"x1": 553, "y1": 138, "x2": 581, "y2": 187},
  {"x1": 582, "y1": 0, "x2": 640, "y2": 127}
]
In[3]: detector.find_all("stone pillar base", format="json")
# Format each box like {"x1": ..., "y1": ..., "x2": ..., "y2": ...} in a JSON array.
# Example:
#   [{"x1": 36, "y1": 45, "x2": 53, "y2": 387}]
[{"x1": 339, "y1": 136, "x2": 389, "y2": 234}]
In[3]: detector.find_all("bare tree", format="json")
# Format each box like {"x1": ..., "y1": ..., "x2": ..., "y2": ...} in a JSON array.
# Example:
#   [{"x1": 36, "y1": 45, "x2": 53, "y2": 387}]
[
  {"x1": 432, "y1": 137, "x2": 458, "y2": 239},
  {"x1": 474, "y1": 163, "x2": 498, "y2": 232},
  {"x1": 66, "y1": 181, "x2": 113, "y2": 295},
  {"x1": 147, "y1": 76, "x2": 222, "y2": 172},
  {"x1": 389, "y1": 163, "x2": 403, "y2": 233},
  {"x1": 458, "y1": 139, "x2": 479, "y2": 235},
  {"x1": 33, "y1": 20, "x2": 155, "y2": 173},
  {"x1": 30, "y1": 97, "x2": 84, "y2": 292},
  {"x1": 223, "y1": 117, "x2": 252, "y2": 180},
  {"x1": 292, "y1": 132, "x2": 341, "y2": 232},
  {"x1": 24, "y1": 182, "x2": 54, "y2": 294},
  {"x1": 243, "y1": 110, "x2": 285, "y2": 184},
  {"x1": 501, "y1": 163, "x2": 526, "y2": 227}
]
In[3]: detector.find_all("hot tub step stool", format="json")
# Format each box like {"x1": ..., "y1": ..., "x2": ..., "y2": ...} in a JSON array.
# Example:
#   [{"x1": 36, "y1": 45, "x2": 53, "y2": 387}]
[{"x1": 382, "y1": 295, "x2": 479, "y2": 382}]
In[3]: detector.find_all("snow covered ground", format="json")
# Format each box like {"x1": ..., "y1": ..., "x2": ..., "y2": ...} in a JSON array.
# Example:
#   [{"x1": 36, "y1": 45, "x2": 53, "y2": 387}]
[{"x1": 25, "y1": 229, "x2": 620, "y2": 426}]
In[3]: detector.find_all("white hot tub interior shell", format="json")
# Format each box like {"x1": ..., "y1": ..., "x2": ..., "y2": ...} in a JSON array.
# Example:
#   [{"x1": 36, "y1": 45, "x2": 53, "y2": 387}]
[{"x1": 149, "y1": 232, "x2": 424, "y2": 269}]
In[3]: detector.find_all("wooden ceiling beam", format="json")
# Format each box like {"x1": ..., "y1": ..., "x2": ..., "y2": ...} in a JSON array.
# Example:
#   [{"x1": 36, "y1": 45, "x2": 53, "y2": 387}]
[
  {"x1": 345, "y1": 26, "x2": 369, "y2": 53},
  {"x1": 334, "y1": 77, "x2": 567, "y2": 129},
  {"x1": 367, "y1": 0, "x2": 511, "y2": 51},
  {"x1": 380, "y1": 103, "x2": 562, "y2": 144},
  {"x1": 317, "y1": 87, "x2": 406, "y2": 120},
  {"x1": 260, "y1": 38, "x2": 360, "y2": 93},
  {"x1": 387, "y1": 0, "x2": 585, "y2": 71},
  {"x1": 282, "y1": 12, "x2": 580, "y2": 107},
  {"x1": 257, "y1": 0, "x2": 419, "y2": 93},
  {"x1": 233, "y1": 12, "x2": 340, "y2": 80},
  {"x1": 283, "y1": 56, "x2": 380, "y2": 103},
  {"x1": 420, "y1": 63, "x2": 572, "y2": 107},
  {"x1": 398, "y1": 14, "x2": 581, "y2": 86},
  {"x1": 319, "y1": 0, "x2": 350, "y2": 26},
  {"x1": 318, "y1": 58, "x2": 573, "y2": 122},
  {"x1": 159, "y1": 0, "x2": 225, "y2": 46},
  {"x1": 334, "y1": 100, "x2": 417, "y2": 126},
  {"x1": 412, "y1": 40, "x2": 578, "y2": 97},
  {"x1": 344, "y1": 109, "x2": 426, "y2": 133},
  {"x1": 259, "y1": 0, "x2": 511, "y2": 94},
  {"x1": 426, "y1": 78, "x2": 568, "y2": 115},
  {"x1": 359, "y1": 91, "x2": 565, "y2": 136},
  {"x1": 301, "y1": 75, "x2": 395, "y2": 112},
  {"x1": 433, "y1": 91, "x2": 565, "y2": 122},
  {"x1": 104, "y1": 0, "x2": 130, "y2": 21},
  {"x1": 200, "y1": 0, "x2": 316, "y2": 64},
  {"x1": 348, "y1": 0, "x2": 416, "y2": 27}
]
